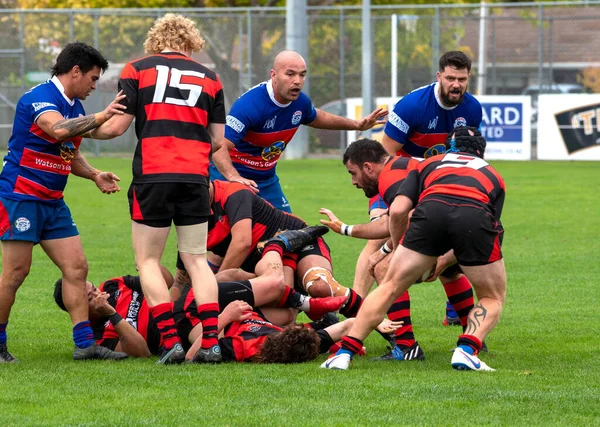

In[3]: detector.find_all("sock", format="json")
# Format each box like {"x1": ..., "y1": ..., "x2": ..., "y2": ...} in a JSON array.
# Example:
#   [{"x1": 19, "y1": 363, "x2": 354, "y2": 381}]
[
  {"x1": 457, "y1": 334, "x2": 482, "y2": 355},
  {"x1": 207, "y1": 259, "x2": 220, "y2": 274},
  {"x1": 340, "y1": 335, "x2": 363, "y2": 356},
  {"x1": 72, "y1": 321, "x2": 95, "y2": 349},
  {"x1": 150, "y1": 302, "x2": 181, "y2": 350},
  {"x1": 442, "y1": 276, "x2": 475, "y2": 327},
  {"x1": 446, "y1": 301, "x2": 458, "y2": 318},
  {"x1": 262, "y1": 242, "x2": 285, "y2": 256},
  {"x1": 339, "y1": 288, "x2": 363, "y2": 318},
  {"x1": 276, "y1": 286, "x2": 310, "y2": 311},
  {"x1": 388, "y1": 291, "x2": 415, "y2": 348},
  {"x1": 197, "y1": 302, "x2": 220, "y2": 349},
  {"x1": 0, "y1": 322, "x2": 7, "y2": 345}
]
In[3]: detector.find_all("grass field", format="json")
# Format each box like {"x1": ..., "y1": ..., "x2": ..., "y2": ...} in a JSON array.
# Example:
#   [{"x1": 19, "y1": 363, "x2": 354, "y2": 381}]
[{"x1": 0, "y1": 157, "x2": 599, "y2": 426}]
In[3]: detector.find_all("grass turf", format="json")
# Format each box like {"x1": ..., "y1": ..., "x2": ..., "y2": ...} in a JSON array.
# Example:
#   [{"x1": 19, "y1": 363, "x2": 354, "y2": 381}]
[{"x1": 1, "y1": 158, "x2": 599, "y2": 426}]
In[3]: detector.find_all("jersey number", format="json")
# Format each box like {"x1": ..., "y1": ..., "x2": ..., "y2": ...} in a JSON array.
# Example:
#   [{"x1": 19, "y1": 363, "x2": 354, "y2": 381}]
[
  {"x1": 438, "y1": 153, "x2": 488, "y2": 170},
  {"x1": 152, "y1": 65, "x2": 205, "y2": 107}
]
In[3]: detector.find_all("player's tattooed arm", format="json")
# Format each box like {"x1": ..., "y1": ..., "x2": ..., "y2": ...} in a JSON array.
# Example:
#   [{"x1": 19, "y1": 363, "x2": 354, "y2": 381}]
[
  {"x1": 52, "y1": 114, "x2": 103, "y2": 138},
  {"x1": 465, "y1": 303, "x2": 488, "y2": 335},
  {"x1": 71, "y1": 149, "x2": 100, "y2": 180}
]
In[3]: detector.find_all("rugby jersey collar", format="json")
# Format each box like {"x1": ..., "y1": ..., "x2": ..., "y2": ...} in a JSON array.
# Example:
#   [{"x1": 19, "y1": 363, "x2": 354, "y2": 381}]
[
  {"x1": 50, "y1": 76, "x2": 75, "y2": 106},
  {"x1": 433, "y1": 82, "x2": 457, "y2": 111},
  {"x1": 266, "y1": 79, "x2": 292, "y2": 108}
]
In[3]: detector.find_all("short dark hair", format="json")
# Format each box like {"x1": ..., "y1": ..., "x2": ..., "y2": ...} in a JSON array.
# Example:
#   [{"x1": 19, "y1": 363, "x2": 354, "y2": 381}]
[
  {"x1": 51, "y1": 42, "x2": 109, "y2": 77},
  {"x1": 439, "y1": 51, "x2": 472, "y2": 73},
  {"x1": 252, "y1": 325, "x2": 320, "y2": 364},
  {"x1": 445, "y1": 126, "x2": 486, "y2": 158},
  {"x1": 53, "y1": 278, "x2": 67, "y2": 312},
  {"x1": 342, "y1": 138, "x2": 388, "y2": 166}
]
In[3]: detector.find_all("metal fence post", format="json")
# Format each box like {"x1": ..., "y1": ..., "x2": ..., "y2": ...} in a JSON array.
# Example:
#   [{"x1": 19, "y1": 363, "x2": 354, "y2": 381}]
[
  {"x1": 537, "y1": 3, "x2": 544, "y2": 88},
  {"x1": 339, "y1": 8, "x2": 346, "y2": 151},
  {"x1": 247, "y1": 10, "x2": 252, "y2": 89},
  {"x1": 238, "y1": 15, "x2": 244, "y2": 96},
  {"x1": 362, "y1": 0, "x2": 373, "y2": 139},
  {"x1": 431, "y1": 6, "x2": 440, "y2": 81},
  {"x1": 19, "y1": 11, "x2": 25, "y2": 90},
  {"x1": 548, "y1": 17, "x2": 554, "y2": 86}
]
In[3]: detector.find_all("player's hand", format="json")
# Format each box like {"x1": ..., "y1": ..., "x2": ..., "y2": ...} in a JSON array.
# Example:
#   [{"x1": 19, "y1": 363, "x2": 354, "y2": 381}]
[
  {"x1": 229, "y1": 176, "x2": 259, "y2": 192},
  {"x1": 101, "y1": 90, "x2": 127, "y2": 120},
  {"x1": 355, "y1": 108, "x2": 389, "y2": 131},
  {"x1": 319, "y1": 208, "x2": 344, "y2": 234},
  {"x1": 376, "y1": 318, "x2": 403, "y2": 334},
  {"x1": 91, "y1": 292, "x2": 116, "y2": 316},
  {"x1": 424, "y1": 254, "x2": 454, "y2": 283},
  {"x1": 221, "y1": 300, "x2": 253, "y2": 323},
  {"x1": 367, "y1": 249, "x2": 388, "y2": 277},
  {"x1": 93, "y1": 171, "x2": 121, "y2": 194}
]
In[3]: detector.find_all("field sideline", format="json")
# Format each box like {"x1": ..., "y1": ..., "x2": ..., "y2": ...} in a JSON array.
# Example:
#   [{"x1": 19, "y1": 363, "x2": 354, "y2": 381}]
[{"x1": 0, "y1": 158, "x2": 599, "y2": 426}]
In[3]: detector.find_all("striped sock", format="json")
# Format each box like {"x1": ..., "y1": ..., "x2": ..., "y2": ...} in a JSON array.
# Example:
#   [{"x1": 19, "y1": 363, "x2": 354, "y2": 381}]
[
  {"x1": 443, "y1": 276, "x2": 475, "y2": 327},
  {"x1": 457, "y1": 334, "x2": 482, "y2": 355},
  {"x1": 72, "y1": 321, "x2": 94, "y2": 349},
  {"x1": 339, "y1": 288, "x2": 362, "y2": 318},
  {"x1": 197, "y1": 303, "x2": 220, "y2": 349},
  {"x1": 150, "y1": 302, "x2": 181, "y2": 350},
  {"x1": 340, "y1": 335, "x2": 364, "y2": 355},
  {"x1": 0, "y1": 322, "x2": 7, "y2": 344},
  {"x1": 388, "y1": 291, "x2": 415, "y2": 348}
]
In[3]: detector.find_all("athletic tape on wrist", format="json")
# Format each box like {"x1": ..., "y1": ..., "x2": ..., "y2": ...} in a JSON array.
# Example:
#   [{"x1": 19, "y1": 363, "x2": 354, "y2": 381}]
[{"x1": 341, "y1": 224, "x2": 353, "y2": 236}]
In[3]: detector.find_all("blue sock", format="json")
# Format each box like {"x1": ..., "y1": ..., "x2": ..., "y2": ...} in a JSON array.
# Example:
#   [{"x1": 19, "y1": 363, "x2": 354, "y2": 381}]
[
  {"x1": 446, "y1": 301, "x2": 458, "y2": 318},
  {"x1": 336, "y1": 348, "x2": 354, "y2": 358},
  {"x1": 0, "y1": 322, "x2": 7, "y2": 344},
  {"x1": 73, "y1": 321, "x2": 95, "y2": 349},
  {"x1": 207, "y1": 259, "x2": 220, "y2": 274},
  {"x1": 458, "y1": 344, "x2": 475, "y2": 355}
]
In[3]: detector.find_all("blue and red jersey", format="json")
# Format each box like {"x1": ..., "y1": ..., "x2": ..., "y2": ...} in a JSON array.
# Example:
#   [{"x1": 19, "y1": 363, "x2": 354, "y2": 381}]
[
  {"x1": 219, "y1": 80, "x2": 317, "y2": 181},
  {"x1": 0, "y1": 77, "x2": 84, "y2": 204},
  {"x1": 384, "y1": 82, "x2": 482, "y2": 158}
]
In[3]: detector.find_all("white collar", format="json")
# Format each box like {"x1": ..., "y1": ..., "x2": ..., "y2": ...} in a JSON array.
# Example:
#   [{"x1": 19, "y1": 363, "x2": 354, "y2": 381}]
[
  {"x1": 266, "y1": 79, "x2": 291, "y2": 108},
  {"x1": 50, "y1": 76, "x2": 75, "y2": 106},
  {"x1": 433, "y1": 81, "x2": 456, "y2": 111}
]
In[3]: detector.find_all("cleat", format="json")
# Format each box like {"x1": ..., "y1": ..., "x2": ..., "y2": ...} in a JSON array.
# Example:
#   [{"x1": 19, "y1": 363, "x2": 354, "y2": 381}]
[
  {"x1": 442, "y1": 314, "x2": 462, "y2": 326},
  {"x1": 305, "y1": 295, "x2": 347, "y2": 321},
  {"x1": 260, "y1": 225, "x2": 329, "y2": 253},
  {"x1": 73, "y1": 343, "x2": 128, "y2": 361},
  {"x1": 370, "y1": 342, "x2": 425, "y2": 362},
  {"x1": 328, "y1": 342, "x2": 366, "y2": 357},
  {"x1": 321, "y1": 312, "x2": 340, "y2": 327},
  {"x1": 156, "y1": 343, "x2": 185, "y2": 365},
  {"x1": 0, "y1": 343, "x2": 18, "y2": 363},
  {"x1": 451, "y1": 347, "x2": 495, "y2": 371},
  {"x1": 320, "y1": 351, "x2": 352, "y2": 370},
  {"x1": 190, "y1": 344, "x2": 222, "y2": 364}
]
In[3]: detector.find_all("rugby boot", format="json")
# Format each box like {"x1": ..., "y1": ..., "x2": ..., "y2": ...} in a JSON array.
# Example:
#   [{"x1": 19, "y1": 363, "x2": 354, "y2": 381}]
[
  {"x1": 190, "y1": 344, "x2": 222, "y2": 364},
  {"x1": 451, "y1": 347, "x2": 495, "y2": 371},
  {"x1": 305, "y1": 295, "x2": 347, "y2": 321},
  {"x1": 73, "y1": 343, "x2": 128, "y2": 361},
  {"x1": 0, "y1": 343, "x2": 18, "y2": 363},
  {"x1": 156, "y1": 343, "x2": 185, "y2": 365},
  {"x1": 260, "y1": 225, "x2": 329, "y2": 253},
  {"x1": 320, "y1": 351, "x2": 352, "y2": 370},
  {"x1": 370, "y1": 341, "x2": 425, "y2": 362}
]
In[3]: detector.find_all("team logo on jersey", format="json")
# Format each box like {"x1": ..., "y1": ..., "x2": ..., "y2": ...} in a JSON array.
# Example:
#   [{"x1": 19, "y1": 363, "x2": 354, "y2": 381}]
[
  {"x1": 249, "y1": 325, "x2": 261, "y2": 332},
  {"x1": 428, "y1": 116, "x2": 439, "y2": 130},
  {"x1": 14, "y1": 217, "x2": 31, "y2": 232},
  {"x1": 262, "y1": 141, "x2": 286, "y2": 161},
  {"x1": 453, "y1": 117, "x2": 467, "y2": 128},
  {"x1": 226, "y1": 115, "x2": 245, "y2": 133},
  {"x1": 264, "y1": 116, "x2": 277, "y2": 130},
  {"x1": 388, "y1": 112, "x2": 409, "y2": 134},
  {"x1": 59, "y1": 142, "x2": 76, "y2": 162},
  {"x1": 291, "y1": 110, "x2": 303, "y2": 125},
  {"x1": 424, "y1": 144, "x2": 447, "y2": 158},
  {"x1": 32, "y1": 102, "x2": 56, "y2": 112}
]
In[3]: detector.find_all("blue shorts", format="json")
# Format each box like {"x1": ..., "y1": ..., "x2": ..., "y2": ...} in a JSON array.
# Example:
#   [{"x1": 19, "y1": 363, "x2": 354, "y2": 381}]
[
  {"x1": 0, "y1": 197, "x2": 79, "y2": 243},
  {"x1": 209, "y1": 165, "x2": 291, "y2": 213}
]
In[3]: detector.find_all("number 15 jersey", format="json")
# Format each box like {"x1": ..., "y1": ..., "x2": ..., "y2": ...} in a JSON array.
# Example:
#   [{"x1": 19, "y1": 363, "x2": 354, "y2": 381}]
[{"x1": 118, "y1": 52, "x2": 226, "y2": 185}]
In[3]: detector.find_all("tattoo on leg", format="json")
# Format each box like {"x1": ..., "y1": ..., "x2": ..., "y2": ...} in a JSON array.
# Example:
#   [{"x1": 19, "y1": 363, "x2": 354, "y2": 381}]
[
  {"x1": 268, "y1": 262, "x2": 282, "y2": 272},
  {"x1": 465, "y1": 303, "x2": 488, "y2": 335}
]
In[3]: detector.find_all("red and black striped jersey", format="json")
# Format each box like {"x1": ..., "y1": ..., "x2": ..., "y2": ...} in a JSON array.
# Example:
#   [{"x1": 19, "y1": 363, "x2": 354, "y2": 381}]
[
  {"x1": 118, "y1": 52, "x2": 226, "y2": 184},
  {"x1": 398, "y1": 152, "x2": 506, "y2": 220},
  {"x1": 219, "y1": 312, "x2": 282, "y2": 362},
  {"x1": 377, "y1": 156, "x2": 421, "y2": 206},
  {"x1": 208, "y1": 180, "x2": 306, "y2": 258},
  {"x1": 92, "y1": 275, "x2": 161, "y2": 355}
]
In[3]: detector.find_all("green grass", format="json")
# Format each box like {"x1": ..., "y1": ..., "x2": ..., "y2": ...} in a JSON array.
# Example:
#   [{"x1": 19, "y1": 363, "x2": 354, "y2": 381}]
[{"x1": 1, "y1": 158, "x2": 599, "y2": 426}]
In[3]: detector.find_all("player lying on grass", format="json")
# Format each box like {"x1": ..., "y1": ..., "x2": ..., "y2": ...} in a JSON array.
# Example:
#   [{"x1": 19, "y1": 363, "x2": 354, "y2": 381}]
[
  {"x1": 53, "y1": 247, "x2": 346, "y2": 361},
  {"x1": 176, "y1": 180, "x2": 366, "y2": 320}
]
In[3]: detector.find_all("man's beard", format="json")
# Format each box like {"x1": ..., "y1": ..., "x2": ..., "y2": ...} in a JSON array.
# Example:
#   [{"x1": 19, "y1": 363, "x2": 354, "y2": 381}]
[
  {"x1": 441, "y1": 87, "x2": 466, "y2": 106},
  {"x1": 362, "y1": 184, "x2": 379, "y2": 198}
]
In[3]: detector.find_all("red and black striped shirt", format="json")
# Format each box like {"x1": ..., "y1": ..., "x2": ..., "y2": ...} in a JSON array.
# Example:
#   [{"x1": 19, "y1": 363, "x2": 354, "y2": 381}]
[
  {"x1": 398, "y1": 152, "x2": 506, "y2": 219},
  {"x1": 377, "y1": 156, "x2": 421, "y2": 206},
  {"x1": 92, "y1": 276, "x2": 161, "y2": 355},
  {"x1": 118, "y1": 52, "x2": 226, "y2": 184}
]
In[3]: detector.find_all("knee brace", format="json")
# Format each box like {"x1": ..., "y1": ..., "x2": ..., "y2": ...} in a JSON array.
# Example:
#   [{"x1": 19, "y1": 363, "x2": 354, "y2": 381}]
[{"x1": 175, "y1": 223, "x2": 208, "y2": 255}]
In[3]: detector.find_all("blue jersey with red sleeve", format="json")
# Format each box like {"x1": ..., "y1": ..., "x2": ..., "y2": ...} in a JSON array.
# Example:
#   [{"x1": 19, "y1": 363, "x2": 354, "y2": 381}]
[
  {"x1": 0, "y1": 77, "x2": 84, "y2": 204},
  {"x1": 219, "y1": 80, "x2": 317, "y2": 181},
  {"x1": 383, "y1": 82, "x2": 482, "y2": 158}
]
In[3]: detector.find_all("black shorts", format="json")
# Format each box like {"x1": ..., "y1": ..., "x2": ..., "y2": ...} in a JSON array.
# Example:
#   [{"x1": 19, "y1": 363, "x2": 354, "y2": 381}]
[
  {"x1": 128, "y1": 182, "x2": 210, "y2": 227},
  {"x1": 401, "y1": 197, "x2": 504, "y2": 266}
]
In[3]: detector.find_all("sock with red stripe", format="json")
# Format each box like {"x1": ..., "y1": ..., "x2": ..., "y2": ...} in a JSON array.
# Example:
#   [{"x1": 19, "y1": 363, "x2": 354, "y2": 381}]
[
  {"x1": 197, "y1": 302, "x2": 220, "y2": 349},
  {"x1": 0, "y1": 322, "x2": 7, "y2": 345},
  {"x1": 262, "y1": 242, "x2": 284, "y2": 257},
  {"x1": 340, "y1": 335, "x2": 364, "y2": 357},
  {"x1": 387, "y1": 291, "x2": 415, "y2": 348},
  {"x1": 150, "y1": 302, "x2": 181, "y2": 350},
  {"x1": 276, "y1": 286, "x2": 310, "y2": 311},
  {"x1": 457, "y1": 334, "x2": 482, "y2": 355},
  {"x1": 442, "y1": 276, "x2": 475, "y2": 328},
  {"x1": 339, "y1": 288, "x2": 363, "y2": 318},
  {"x1": 72, "y1": 321, "x2": 95, "y2": 349}
]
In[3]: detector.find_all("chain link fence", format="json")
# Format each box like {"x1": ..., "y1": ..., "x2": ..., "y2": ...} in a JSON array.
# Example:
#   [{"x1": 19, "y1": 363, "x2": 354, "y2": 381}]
[{"x1": 1, "y1": 2, "x2": 599, "y2": 155}]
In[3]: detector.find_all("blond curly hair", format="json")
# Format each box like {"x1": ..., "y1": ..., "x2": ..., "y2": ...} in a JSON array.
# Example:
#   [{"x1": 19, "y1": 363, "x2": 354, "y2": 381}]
[{"x1": 144, "y1": 14, "x2": 205, "y2": 55}]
